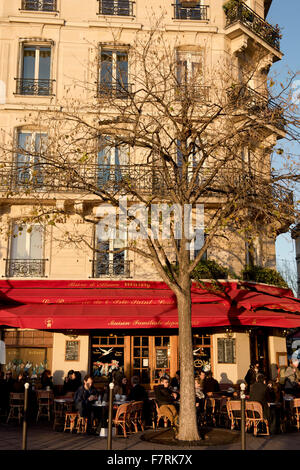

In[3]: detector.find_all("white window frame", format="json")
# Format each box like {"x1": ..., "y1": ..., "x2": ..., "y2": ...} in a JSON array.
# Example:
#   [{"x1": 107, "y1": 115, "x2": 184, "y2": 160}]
[
  {"x1": 19, "y1": 43, "x2": 52, "y2": 81},
  {"x1": 10, "y1": 222, "x2": 44, "y2": 260}
]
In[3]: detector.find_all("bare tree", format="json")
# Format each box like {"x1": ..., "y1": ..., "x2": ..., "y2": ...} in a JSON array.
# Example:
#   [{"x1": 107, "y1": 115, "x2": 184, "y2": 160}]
[{"x1": 0, "y1": 21, "x2": 299, "y2": 441}]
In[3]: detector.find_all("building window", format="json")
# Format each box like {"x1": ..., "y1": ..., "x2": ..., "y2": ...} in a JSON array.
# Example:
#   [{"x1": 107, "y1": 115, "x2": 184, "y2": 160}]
[
  {"x1": 217, "y1": 338, "x2": 236, "y2": 364},
  {"x1": 176, "y1": 50, "x2": 208, "y2": 100},
  {"x1": 98, "y1": 0, "x2": 133, "y2": 16},
  {"x1": 97, "y1": 136, "x2": 129, "y2": 189},
  {"x1": 16, "y1": 44, "x2": 53, "y2": 96},
  {"x1": 93, "y1": 232, "x2": 130, "y2": 278},
  {"x1": 15, "y1": 131, "x2": 47, "y2": 188},
  {"x1": 7, "y1": 223, "x2": 46, "y2": 277},
  {"x1": 174, "y1": 0, "x2": 208, "y2": 21},
  {"x1": 98, "y1": 48, "x2": 129, "y2": 98},
  {"x1": 21, "y1": 0, "x2": 57, "y2": 11}
]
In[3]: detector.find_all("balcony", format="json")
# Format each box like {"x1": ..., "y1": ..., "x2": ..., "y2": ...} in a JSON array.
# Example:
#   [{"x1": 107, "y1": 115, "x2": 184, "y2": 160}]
[
  {"x1": 98, "y1": 0, "x2": 134, "y2": 16},
  {"x1": 15, "y1": 78, "x2": 54, "y2": 96},
  {"x1": 97, "y1": 82, "x2": 132, "y2": 99},
  {"x1": 175, "y1": 84, "x2": 210, "y2": 102},
  {"x1": 224, "y1": 1, "x2": 281, "y2": 57},
  {"x1": 227, "y1": 85, "x2": 285, "y2": 131},
  {"x1": 173, "y1": 3, "x2": 209, "y2": 20},
  {"x1": 0, "y1": 163, "x2": 168, "y2": 196},
  {"x1": 5, "y1": 259, "x2": 47, "y2": 277},
  {"x1": 91, "y1": 259, "x2": 131, "y2": 278},
  {"x1": 21, "y1": 0, "x2": 57, "y2": 11}
]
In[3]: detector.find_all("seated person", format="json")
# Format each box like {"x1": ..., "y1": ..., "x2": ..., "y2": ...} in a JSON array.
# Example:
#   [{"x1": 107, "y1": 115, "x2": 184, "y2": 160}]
[
  {"x1": 74, "y1": 374, "x2": 98, "y2": 434},
  {"x1": 41, "y1": 369, "x2": 53, "y2": 390},
  {"x1": 284, "y1": 360, "x2": 300, "y2": 395},
  {"x1": 128, "y1": 376, "x2": 152, "y2": 426},
  {"x1": 195, "y1": 376, "x2": 205, "y2": 412},
  {"x1": 249, "y1": 373, "x2": 270, "y2": 420},
  {"x1": 128, "y1": 375, "x2": 148, "y2": 402},
  {"x1": 203, "y1": 371, "x2": 220, "y2": 396},
  {"x1": 154, "y1": 376, "x2": 179, "y2": 430},
  {"x1": 12, "y1": 373, "x2": 26, "y2": 393},
  {"x1": 121, "y1": 377, "x2": 131, "y2": 396},
  {"x1": 63, "y1": 370, "x2": 81, "y2": 394},
  {"x1": 170, "y1": 371, "x2": 180, "y2": 390}
]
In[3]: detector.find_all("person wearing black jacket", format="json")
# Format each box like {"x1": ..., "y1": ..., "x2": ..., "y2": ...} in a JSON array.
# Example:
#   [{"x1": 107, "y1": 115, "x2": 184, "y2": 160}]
[
  {"x1": 154, "y1": 376, "x2": 179, "y2": 429},
  {"x1": 63, "y1": 370, "x2": 82, "y2": 394},
  {"x1": 74, "y1": 374, "x2": 98, "y2": 434},
  {"x1": 249, "y1": 374, "x2": 270, "y2": 420},
  {"x1": 245, "y1": 362, "x2": 261, "y2": 393}
]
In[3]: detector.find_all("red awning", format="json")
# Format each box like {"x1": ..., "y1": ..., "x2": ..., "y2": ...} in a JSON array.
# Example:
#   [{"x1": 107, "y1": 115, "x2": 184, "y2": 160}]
[{"x1": 0, "y1": 279, "x2": 299, "y2": 330}]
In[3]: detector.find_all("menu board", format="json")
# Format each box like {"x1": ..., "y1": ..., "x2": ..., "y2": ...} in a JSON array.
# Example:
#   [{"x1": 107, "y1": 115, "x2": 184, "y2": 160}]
[
  {"x1": 156, "y1": 348, "x2": 168, "y2": 368},
  {"x1": 65, "y1": 340, "x2": 80, "y2": 361}
]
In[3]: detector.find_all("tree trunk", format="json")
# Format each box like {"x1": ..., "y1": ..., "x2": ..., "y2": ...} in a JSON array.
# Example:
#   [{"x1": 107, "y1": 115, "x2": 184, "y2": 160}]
[{"x1": 176, "y1": 273, "x2": 200, "y2": 442}]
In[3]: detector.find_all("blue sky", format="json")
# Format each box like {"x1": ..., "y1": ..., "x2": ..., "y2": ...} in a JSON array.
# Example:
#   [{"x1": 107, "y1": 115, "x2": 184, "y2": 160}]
[{"x1": 267, "y1": 0, "x2": 300, "y2": 293}]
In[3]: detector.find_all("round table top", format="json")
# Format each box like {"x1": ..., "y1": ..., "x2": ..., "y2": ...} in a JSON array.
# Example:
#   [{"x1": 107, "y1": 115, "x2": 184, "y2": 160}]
[
  {"x1": 54, "y1": 397, "x2": 74, "y2": 403},
  {"x1": 92, "y1": 400, "x2": 130, "y2": 407}
]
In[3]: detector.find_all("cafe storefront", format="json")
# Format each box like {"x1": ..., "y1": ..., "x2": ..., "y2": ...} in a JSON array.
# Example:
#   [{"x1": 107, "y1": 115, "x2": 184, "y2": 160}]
[
  {"x1": 90, "y1": 331, "x2": 212, "y2": 389},
  {"x1": 0, "y1": 279, "x2": 300, "y2": 388}
]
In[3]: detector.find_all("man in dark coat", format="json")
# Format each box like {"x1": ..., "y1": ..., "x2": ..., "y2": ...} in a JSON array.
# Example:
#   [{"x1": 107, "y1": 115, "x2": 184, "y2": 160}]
[
  {"x1": 245, "y1": 362, "x2": 261, "y2": 393},
  {"x1": 203, "y1": 371, "x2": 220, "y2": 396},
  {"x1": 128, "y1": 375, "x2": 152, "y2": 426},
  {"x1": 128, "y1": 375, "x2": 148, "y2": 401},
  {"x1": 249, "y1": 373, "x2": 270, "y2": 420},
  {"x1": 154, "y1": 376, "x2": 179, "y2": 429},
  {"x1": 74, "y1": 374, "x2": 98, "y2": 434}
]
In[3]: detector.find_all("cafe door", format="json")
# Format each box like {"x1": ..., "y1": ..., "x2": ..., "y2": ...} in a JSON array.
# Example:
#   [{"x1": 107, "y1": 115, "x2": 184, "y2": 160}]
[
  {"x1": 131, "y1": 335, "x2": 173, "y2": 388},
  {"x1": 250, "y1": 329, "x2": 269, "y2": 376}
]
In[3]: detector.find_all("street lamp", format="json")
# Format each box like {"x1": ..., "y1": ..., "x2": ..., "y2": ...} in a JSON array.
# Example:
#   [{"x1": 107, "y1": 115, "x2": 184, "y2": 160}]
[
  {"x1": 240, "y1": 382, "x2": 246, "y2": 450},
  {"x1": 107, "y1": 382, "x2": 114, "y2": 450}
]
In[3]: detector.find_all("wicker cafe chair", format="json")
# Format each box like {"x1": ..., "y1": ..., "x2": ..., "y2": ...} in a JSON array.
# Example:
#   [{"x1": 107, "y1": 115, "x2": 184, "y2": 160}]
[
  {"x1": 64, "y1": 411, "x2": 78, "y2": 432},
  {"x1": 245, "y1": 401, "x2": 270, "y2": 437},
  {"x1": 113, "y1": 402, "x2": 133, "y2": 438},
  {"x1": 6, "y1": 393, "x2": 24, "y2": 424},
  {"x1": 130, "y1": 401, "x2": 145, "y2": 433},
  {"x1": 152, "y1": 400, "x2": 171, "y2": 429},
  {"x1": 36, "y1": 390, "x2": 54, "y2": 422},
  {"x1": 226, "y1": 400, "x2": 243, "y2": 431},
  {"x1": 76, "y1": 415, "x2": 88, "y2": 433},
  {"x1": 291, "y1": 398, "x2": 300, "y2": 431}
]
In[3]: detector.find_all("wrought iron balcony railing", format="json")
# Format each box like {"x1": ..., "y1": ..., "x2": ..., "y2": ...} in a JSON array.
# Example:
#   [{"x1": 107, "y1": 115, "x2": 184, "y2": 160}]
[
  {"x1": 224, "y1": 1, "x2": 280, "y2": 51},
  {"x1": 21, "y1": 0, "x2": 57, "y2": 11},
  {"x1": 15, "y1": 78, "x2": 54, "y2": 96},
  {"x1": 5, "y1": 259, "x2": 47, "y2": 278},
  {"x1": 175, "y1": 84, "x2": 210, "y2": 102},
  {"x1": 98, "y1": 0, "x2": 134, "y2": 16},
  {"x1": 91, "y1": 259, "x2": 131, "y2": 278},
  {"x1": 97, "y1": 82, "x2": 132, "y2": 99},
  {"x1": 227, "y1": 85, "x2": 285, "y2": 130},
  {"x1": 173, "y1": 3, "x2": 209, "y2": 20},
  {"x1": 0, "y1": 163, "x2": 168, "y2": 195}
]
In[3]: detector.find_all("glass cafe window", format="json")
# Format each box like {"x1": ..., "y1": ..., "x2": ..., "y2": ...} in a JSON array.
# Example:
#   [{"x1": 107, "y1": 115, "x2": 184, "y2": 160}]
[{"x1": 91, "y1": 335, "x2": 125, "y2": 378}]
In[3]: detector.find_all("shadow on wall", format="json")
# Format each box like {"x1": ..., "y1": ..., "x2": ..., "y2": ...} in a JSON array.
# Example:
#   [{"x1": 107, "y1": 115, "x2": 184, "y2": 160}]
[
  {"x1": 53, "y1": 369, "x2": 86, "y2": 385},
  {"x1": 219, "y1": 373, "x2": 233, "y2": 385},
  {"x1": 53, "y1": 370, "x2": 64, "y2": 385}
]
